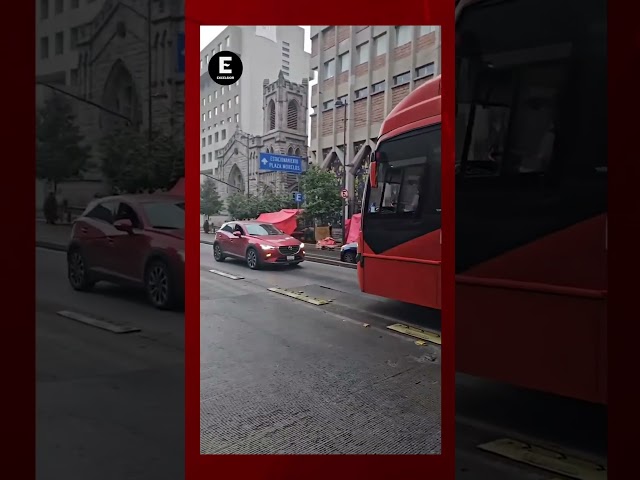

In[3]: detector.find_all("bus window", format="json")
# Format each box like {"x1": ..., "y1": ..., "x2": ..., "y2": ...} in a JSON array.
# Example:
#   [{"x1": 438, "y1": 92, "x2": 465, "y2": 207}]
[{"x1": 366, "y1": 126, "x2": 441, "y2": 221}]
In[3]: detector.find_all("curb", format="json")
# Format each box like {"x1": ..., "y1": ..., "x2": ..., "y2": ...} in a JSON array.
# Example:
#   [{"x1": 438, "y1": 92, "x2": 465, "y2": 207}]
[
  {"x1": 199, "y1": 240, "x2": 356, "y2": 269},
  {"x1": 36, "y1": 241, "x2": 68, "y2": 252}
]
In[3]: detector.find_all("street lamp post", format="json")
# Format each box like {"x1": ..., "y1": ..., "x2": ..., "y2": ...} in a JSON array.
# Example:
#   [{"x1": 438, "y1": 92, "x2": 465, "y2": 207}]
[{"x1": 335, "y1": 98, "x2": 348, "y2": 244}]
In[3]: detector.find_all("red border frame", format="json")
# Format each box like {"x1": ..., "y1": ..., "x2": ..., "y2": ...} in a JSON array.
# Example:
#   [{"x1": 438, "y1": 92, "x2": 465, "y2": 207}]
[{"x1": 186, "y1": 4, "x2": 454, "y2": 479}]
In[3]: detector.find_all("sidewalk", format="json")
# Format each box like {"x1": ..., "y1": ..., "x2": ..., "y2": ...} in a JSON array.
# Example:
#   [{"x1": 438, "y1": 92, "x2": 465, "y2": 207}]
[{"x1": 36, "y1": 221, "x2": 73, "y2": 251}]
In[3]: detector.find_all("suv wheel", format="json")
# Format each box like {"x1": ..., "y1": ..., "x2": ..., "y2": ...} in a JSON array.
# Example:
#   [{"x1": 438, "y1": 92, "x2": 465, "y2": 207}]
[
  {"x1": 246, "y1": 248, "x2": 260, "y2": 270},
  {"x1": 213, "y1": 243, "x2": 225, "y2": 262},
  {"x1": 145, "y1": 259, "x2": 175, "y2": 310},
  {"x1": 67, "y1": 248, "x2": 95, "y2": 291},
  {"x1": 342, "y1": 251, "x2": 356, "y2": 264}
]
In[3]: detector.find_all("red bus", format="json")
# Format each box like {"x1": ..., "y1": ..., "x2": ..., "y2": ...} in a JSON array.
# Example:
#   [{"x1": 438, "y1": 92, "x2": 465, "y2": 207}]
[
  {"x1": 357, "y1": 76, "x2": 442, "y2": 309},
  {"x1": 359, "y1": 0, "x2": 607, "y2": 405}
]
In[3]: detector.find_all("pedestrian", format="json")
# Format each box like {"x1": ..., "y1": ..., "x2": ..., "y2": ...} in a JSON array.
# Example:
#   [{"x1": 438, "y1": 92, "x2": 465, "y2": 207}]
[
  {"x1": 43, "y1": 191, "x2": 58, "y2": 225},
  {"x1": 203, "y1": 218, "x2": 210, "y2": 234}
]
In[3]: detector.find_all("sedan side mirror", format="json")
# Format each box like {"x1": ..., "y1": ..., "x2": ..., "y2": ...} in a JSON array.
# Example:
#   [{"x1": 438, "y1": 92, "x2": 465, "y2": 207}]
[{"x1": 114, "y1": 218, "x2": 134, "y2": 234}]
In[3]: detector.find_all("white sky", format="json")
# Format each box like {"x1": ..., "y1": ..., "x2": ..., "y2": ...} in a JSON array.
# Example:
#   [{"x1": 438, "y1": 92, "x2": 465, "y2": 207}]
[{"x1": 200, "y1": 26, "x2": 312, "y2": 53}]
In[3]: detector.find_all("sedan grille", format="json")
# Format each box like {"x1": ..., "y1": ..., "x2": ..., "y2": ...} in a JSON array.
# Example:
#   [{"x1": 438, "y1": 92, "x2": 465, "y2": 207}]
[{"x1": 278, "y1": 245, "x2": 300, "y2": 255}]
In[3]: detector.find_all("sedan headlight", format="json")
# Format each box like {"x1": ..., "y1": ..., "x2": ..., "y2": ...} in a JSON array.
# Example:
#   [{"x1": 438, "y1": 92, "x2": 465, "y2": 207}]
[
  {"x1": 260, "y1": 244, "x2": 276, "y2": 250},
  {"x1": 299, "y1": 243, "x2": 305, "y2": 249}
]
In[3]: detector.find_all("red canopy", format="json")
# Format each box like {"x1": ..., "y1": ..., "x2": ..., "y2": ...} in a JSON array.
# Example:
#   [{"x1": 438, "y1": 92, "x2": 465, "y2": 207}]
[
  {"x1": 256, "y1": 209, "x2": 303, "y2": 235},
  {"x1": 168, "y1": 177, "x2": 184, "y2": 196},
  {"x1": 345, "y1": 213, "x2": 362, "y2": 244}
]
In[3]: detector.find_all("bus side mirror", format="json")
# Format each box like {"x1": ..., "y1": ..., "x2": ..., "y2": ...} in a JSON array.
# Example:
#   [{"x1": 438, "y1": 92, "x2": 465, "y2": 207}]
[{"x1": 369, "y1": 161, "x2": 378, "y2": 188}]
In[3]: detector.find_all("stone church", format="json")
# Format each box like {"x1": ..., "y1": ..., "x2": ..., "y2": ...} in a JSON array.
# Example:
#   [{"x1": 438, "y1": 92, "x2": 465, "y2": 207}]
[
  {"x1": 214, "y1": 71, "x2": 309, "y2": 209},
  {"x1": 38, "y1": 0, "x2": 184, "y2": 206}
]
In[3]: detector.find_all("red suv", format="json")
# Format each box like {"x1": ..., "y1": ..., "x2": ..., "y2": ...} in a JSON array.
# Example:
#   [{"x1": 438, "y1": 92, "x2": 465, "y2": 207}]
[
  {"x1": 66, "y1": 194, "x2": 184, "y2": 310},
  {"x1": 213, "y1": 221, "x2": 305, "y2": 269}
]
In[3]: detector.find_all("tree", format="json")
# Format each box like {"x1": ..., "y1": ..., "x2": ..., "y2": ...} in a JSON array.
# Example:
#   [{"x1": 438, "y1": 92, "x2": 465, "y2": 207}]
[
  {"x1": 200, "y1": 177, "x2": 223, "y2": 217},
  {"x1": 36, "y1": 93, "x2": 91, "y2": 192},
  {"x1": 300, "y1": 166, "x2": 342, "y2": 225},
  {"x1": 99, "y1": 127, "x2": 183, "y2": 194},
  {"x1": 226, "y1": 193, "x2": 253, "y2": 220}
]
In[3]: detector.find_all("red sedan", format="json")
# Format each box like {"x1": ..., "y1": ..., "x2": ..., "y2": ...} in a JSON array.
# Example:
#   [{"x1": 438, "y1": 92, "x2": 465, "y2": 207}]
[
  {"x1": 66, "y1": 194, "x2": 184, "y2": 310},
  {"x1": 213, "y1": 221, "x2": 305, "y2": 269}
]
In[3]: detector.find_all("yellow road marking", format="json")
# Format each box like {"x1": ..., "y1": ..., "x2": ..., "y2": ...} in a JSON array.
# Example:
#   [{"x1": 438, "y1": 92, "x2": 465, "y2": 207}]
[
  {"x1": 477, "y1": 438, "x2": 607, "y2": 480},
  {"x1": 386, "y1": 324, "x2": 441, "y2": 345},
  {"x1": 267, "y1": 287, "x2": 332, "y2": 306}
]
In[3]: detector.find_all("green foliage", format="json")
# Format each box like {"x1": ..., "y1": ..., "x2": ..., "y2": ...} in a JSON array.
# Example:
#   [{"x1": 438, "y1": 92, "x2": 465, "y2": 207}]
[
  {"x1": 200, "y1": 177, "x2": 223, "y2": 216},
  {"x1": 99, "y1": 127, "x2": 184, "y2": 194},
  {"x1": 300, "y1": 166, "x2": 342, "y2": 224},
  {"x1": 36, "y1": 93, "x2": 91, "y2": 190},
  {"x1": 226, "y1": 192, "x2": 296, "y2": 220}
]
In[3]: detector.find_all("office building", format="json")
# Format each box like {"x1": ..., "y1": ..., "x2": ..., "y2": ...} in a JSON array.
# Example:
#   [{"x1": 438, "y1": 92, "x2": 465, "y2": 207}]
[
  {"x1": 309, "y1": 25, "x2": 441, "y2": 214},
  {"x1": 200, "y1": 26, "x2": 310, "y2": 177}
]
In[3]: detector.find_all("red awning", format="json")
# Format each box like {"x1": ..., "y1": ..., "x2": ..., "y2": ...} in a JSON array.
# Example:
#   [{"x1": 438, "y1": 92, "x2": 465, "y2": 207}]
[
  {"x1": 256, "y1": 209, "x2": 303, "y2": 235},
  {"x1": 345, "y1": 213, "x2": 362, "y2": 244}
]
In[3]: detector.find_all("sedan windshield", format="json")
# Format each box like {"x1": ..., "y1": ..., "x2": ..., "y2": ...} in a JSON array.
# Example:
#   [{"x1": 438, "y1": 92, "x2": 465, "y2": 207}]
[
  {"x1": 244, "y1": 223, "x2": 282, "y2": 236},
  {"x1": 143, "y1": 201, "x2": 185, "y2": 229}
]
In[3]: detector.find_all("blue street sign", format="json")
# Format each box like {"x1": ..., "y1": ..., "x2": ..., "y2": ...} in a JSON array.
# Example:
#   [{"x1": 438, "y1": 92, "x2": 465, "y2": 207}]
[
  {"x1": 292, "y1": 192, "x2": 304, "y2": 203},
  {"x1": 259, "y1": 152, "x2": 303, "y2": 174},
  {"x1": 177, "y1": 33, "x2": 185, "y2": 73}
]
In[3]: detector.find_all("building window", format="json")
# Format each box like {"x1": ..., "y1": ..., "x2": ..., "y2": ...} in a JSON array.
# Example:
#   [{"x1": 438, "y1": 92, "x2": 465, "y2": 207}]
[
  {"x1": 208, "y1": 152, "x2": 213, "y2": 162},
  {"x1": 54, "y1": 0, "x2": 63, "y2": 14},
  {"x1": 202, "y1": 98, "x2": 206, "y2": 106},
  {"x1": 225, "y1": 36, "x2": 230, "y2": 47},
  {"x1": 354, "y1": 87, "x2": 368, "y2": 99},
  {"x1": 222, "y1": 86, "x2": 225, "y2": 95},
  {"x1": 70, "y1": 68, "x2": 78, "y2": 86},
  {"x1": 282, "y1": 46, "x2": 289, "y2": 53},
  {"x1": 221, "y1": 130, "x2": 226, "y2": 141},
  {"x1": 40, "y1": 0, "x2": 49, "y2": 19},
  {"x1": 208, "y1": 135, "x2": 212, "y2": 144},
  {"x1": 287, "y1": 100, "x2": 298, "y2": 129},
  {"x1": 268, "y1": 100, "x2": 276, "y2": 130},
  {"x1": 235, "y1": 95, "x2": 239, "y2": 105},
  {"x1": 395, "y1": 26, "x2": 411, "y2": 46},
  {"x1": 209, "y1": 110, "x2": 213, "y2": 118},
  {"x1": 40, "y1": 37, "x2": 49, "y2": 59},
  {"x1": 218, "y1": 42, "x2": 222, "y2": 52},
  {"x1": 415, "y1": 63, "x2": 436, "y2": 79},
  {"x1": 419, "y1": 25, "x2": 436, "y2": 36},
  {"x1": 393, "y1": 71, "x2": 411, "y2": 86},
  {"x1": 235, "y1": 113, "x2": 240, "y2": 123},
  {"x1": 71, "y1": 0, "x2": 79, "y2": 8},
  {"x1": 202, "y1": 154, "x2": 206, "y2": 164},
  {"x1": 371, "y1": 81, "x2": 386, "y2": 94},
  {"x1": 282, "y1": 65, "x2": 290, "y2": 71},
  {"x1": 214, "y1": 107, "x2": 218, "y2": 115},
  {"x1": 227, "y1": 117, "x2": 231, "y2": 123},
  {"x1": 356, "y1": 42, "x2": 369, "y2": 64},
  {"x1": 221, "y1": 120, "x2": 225, "y2": 125},
  {"x1": 202, "y1": 138, "x2": 206, "y2": 147},
  {"x1": 338, "y1": 51, "x2": 350, "y2": 73},
  {"x1": 214, "y1": 90, "x2": 218, "y2": 99},
  {"x1": 227, "y1": 99, "x2": 231, "y2": 109},
  {"x1": 202, "y1": 113, "x2": 206, "y2": 121},
  {"x1": 324, "y1": 59, "x2": 335, "y2": 79},
  {"x1": 282, "y1": 52, "x2": 290, "y2": 58},
  {"x1": 205, "y1": 54, "x2": 209, "y2": 65},
  {"x1": 373, "y1": 34, "x2": 387, "y2": 56},
  {"x1": 322, "y1": 99, "x2": 335, "y2": 111},
  {"x1": 54, "y1": 32, "x2": 64, "y2": 55},
  {"x1": 221, "y1": 103, "x2": 225, "y2": 112},
  {"x1": 283, "y1": 40, "x2": 290, "y2": 46},
  {"x1": 283, "y1": 59, "x2": 290, "y2": 65},
  {"x1": 208, "y1": 94, "x2": 212, "y2": 102},
  {"x1": 215, "y1": 132, "x2": 219, "y2": 142}
]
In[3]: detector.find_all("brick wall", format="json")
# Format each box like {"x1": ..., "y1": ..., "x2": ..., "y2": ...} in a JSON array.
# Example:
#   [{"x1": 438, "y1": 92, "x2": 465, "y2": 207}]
[
  {"x1": 371, "y1": 93, "x2": 385, "y2": 123},
  {"x1": 393, "y1": 43, "x2": 411, "y2": 61},
  {"x1": 311, "y1": 37, "x2": 318, "y2": 57},
  {"x1": 337, "y1": 71, "x2": 349, "y2": 85},
  {"x1": 391, "y1": 84, "x2": 410, "y2": 108},
  {"x1": 353, "y1": 98, "x2": 368, "y2": 128},
  {"x1": 414, "y1": 77, "x2": 431, "y2": 88},
  {"x1": 337, "y1": 26, "x2": 350, "y2": 44},
  {"x1": 373, "y1": 54, "x2": 386, "y2": 71},
  {"x1": 335, "y1": 107, "x2": 346, "y2": 133},
  {"x1": 310, "y1": 115, "x2": 317, "y2": 139},
  {"x1": 355, "y1": 62, "x2": 369, "y2": 77},
  {"x1": 321, "y1": 110, "x2": 334, "y2": 136},
  {"x1": 323, "y1": 27, "x2": 336, "y2": 51},
  {"x1": 417, "y1": 31, "x2": 437, "y2": 51},
  {"x1": 322, "y1": 77, "x2": 335, "y2": 93}
]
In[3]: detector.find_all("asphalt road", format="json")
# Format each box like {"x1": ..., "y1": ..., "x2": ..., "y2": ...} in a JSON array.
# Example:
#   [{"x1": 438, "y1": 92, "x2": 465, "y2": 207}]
[
  {"x1": 36, "y1": 247, "x2": 184, "y2": 480},
  {"x1": 200, "y1": 243, "x2": 442, "y2": 454}
]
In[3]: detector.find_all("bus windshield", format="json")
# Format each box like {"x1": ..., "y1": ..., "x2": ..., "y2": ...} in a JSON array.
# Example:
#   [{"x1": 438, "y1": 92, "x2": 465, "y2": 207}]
[{"x1": 365, "y1": 125, "x2": 441, "y2": 219}]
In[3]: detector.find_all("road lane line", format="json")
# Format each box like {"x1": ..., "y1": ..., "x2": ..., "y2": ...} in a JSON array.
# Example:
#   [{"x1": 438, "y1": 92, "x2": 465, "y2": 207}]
[
  {"x1": 386, "y1": 323, "x2": 442, "y2": 345},
  {"x1": 56, "y1": 310, "x2": 141, "y2": 334},
  {"x1": 208, "y1": 269, "x2": 244, "y2": 280},
  {"x1": 267, "y1": 287, "x2": 332, "y2": 305},
  {"x1": 477, "y1": 438, "x2": 607, "y2": 480}
]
